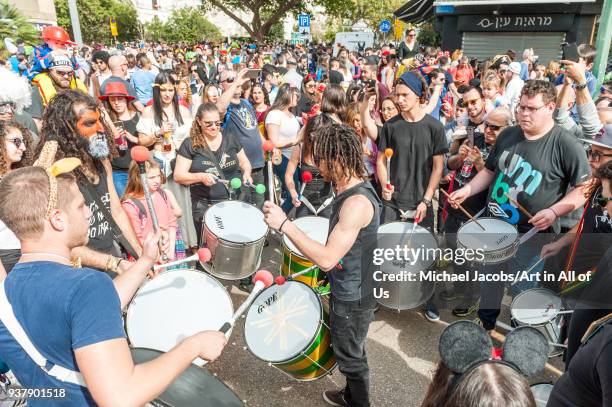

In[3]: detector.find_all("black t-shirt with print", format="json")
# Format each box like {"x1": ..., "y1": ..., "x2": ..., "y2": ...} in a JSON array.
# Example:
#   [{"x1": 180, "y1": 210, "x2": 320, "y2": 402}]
[
  {"x1": 377, "y1": 113, "x2": 448, "y2": 210},
  {"x1": 177, "y1": 135, "x2": 243, "y2": 202},
  {"x1": 484, "y1": 125, "x2": 591, "y2": 233}
]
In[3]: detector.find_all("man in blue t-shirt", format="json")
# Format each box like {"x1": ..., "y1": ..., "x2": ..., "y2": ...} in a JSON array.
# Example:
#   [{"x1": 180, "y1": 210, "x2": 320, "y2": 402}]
[{"x1": 0, "y1": 167, "x2": 227, "y2": 406}]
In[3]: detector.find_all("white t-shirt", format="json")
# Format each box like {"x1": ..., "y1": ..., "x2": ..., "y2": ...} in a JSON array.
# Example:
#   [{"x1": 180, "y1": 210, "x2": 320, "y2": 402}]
[
  {"x1": 265, "y1": 110, "x2": 300, "y2": 158},
  {"x1": 0, "y1": 220, "x2": 20, "y2": 250}
]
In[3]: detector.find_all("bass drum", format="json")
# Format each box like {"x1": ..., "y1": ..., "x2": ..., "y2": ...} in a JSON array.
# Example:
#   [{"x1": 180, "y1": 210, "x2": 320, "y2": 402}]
[{"x1": 133, "y1": 348, "x2": 243, "y2": 407}]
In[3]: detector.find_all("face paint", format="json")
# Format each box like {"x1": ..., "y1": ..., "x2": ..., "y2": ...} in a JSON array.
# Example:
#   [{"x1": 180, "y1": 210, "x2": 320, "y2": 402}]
[{"x1": 76, "y1": 110, "x2": 105, "y2": 139}]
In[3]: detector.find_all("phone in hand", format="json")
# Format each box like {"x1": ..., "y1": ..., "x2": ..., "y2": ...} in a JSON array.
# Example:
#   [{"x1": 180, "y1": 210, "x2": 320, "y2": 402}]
[{"x1": 562, "y1": 43, "x2": 579, "y2": 62}]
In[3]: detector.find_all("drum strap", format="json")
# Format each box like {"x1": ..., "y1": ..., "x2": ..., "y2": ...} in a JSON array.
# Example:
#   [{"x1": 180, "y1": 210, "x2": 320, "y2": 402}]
[
  {"x1": 0, "y1": 281, "x2": 87, "y2": 387},
  {"x1": 562, "y1": 200, "x2": 589, "y2": 290},
  {"x1": 581, "y1": 312, "x2": 612, "y2": 345},
  {"x1": 199, "y1": 139, "x2": 230, "y2": 198}
]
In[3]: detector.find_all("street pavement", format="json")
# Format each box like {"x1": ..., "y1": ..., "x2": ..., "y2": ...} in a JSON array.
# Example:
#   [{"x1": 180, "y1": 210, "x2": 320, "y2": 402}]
[{"x1": 204, "y1": 234, "x2": 563, "y2": 407}]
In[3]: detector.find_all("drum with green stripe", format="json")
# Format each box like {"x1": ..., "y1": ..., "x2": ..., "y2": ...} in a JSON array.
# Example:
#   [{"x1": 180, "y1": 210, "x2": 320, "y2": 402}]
[
  {"x1": 281, "y1": 216, "x2": 330, "y2": 293},
  {"x1": 244, "y1": 281, "x2": 337, "y2": 381}
]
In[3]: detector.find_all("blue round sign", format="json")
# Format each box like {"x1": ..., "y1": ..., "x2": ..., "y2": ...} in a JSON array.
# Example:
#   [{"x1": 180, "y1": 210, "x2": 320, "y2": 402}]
[{"x1": 379, "y1": 20, "x2": 391, "y2": 33}]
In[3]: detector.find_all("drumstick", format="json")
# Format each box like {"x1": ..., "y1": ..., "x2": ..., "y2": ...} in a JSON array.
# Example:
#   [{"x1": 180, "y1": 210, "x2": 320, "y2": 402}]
[
  {"x1": 131, "y1": 146, "x2": 169, "y2": 261},
  {"x1": 274, "y1": 263, "x2": 319, "y2": 285},
  {"x1": 504, "y1": 192, "x2": 533, "y2": 219},
  {"x1": 153, "y1": 248, "x2": 211, "y2": 271},
  {"x1": 510, "y1": 256, "x2": 545, "y2": 286},
  {"x1": 263, "y1": 141, "x2": 275, "y2": 203},
  {"x1": 404, "y1": 218, "x2": 420, "y2": 249},
  {"x1": 439, "y1": 188, "x2": 486, "y2": 231},
  {"x1": 298, "y1": 171, "x2": 312, "y2": 199},
  {"x1": 243, "y1": 182, "x2": 267, "y2": 195},
  {"x1": 384, "y1": 148, "x2": 393, "y2": 190},
  {"x1": 219, "y1": 269, "x2": 274, "y2": 334}
]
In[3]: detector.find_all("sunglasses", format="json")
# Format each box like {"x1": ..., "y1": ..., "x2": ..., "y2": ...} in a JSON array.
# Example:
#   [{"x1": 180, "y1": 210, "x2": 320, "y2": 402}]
[
  {"x1": 222, "y1": 77, "x2": 235, "y2": 83},
  {"x1": 203, "y1": 120, "x2": 222, "y2": 128},
  {"x1": 484, "y1": 122, "x2": 502, "y2": 131},
  {"x1": 464, "y1": 99, "x2": 481, "y2": 106},
  {"x1": 596, "y1": 195, "x2": 611, "y2": 207},
  {"x1": 8, "y1": 138, "x2": 24, "y2": 148},
  {"x1": 586, "y1": 149, "x2": 612, "y2": 162},
  {"x1": 55, "y1": 70, "x2": 74, "y2": 77},
  {"x1": 0, "y1": 102, "x2": 15, "y2": 114}
]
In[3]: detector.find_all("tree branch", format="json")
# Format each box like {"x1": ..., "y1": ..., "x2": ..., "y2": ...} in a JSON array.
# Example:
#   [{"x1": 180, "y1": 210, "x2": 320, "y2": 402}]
[
  {"x1": 205, "y1": 0, "x2": 256, "y2": 37},
  {"x1": 260, "y1": 0, "x2": 301, "y2": 33}
]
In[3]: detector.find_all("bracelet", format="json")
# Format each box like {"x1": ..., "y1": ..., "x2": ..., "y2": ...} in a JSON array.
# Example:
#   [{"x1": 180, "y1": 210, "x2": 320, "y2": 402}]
[
  {"x1": 548, "y1": 207, "x2": 559, "y2": 218},
  {"x1": 279, "y1": 218, "x2": 289, "y2": 233}
]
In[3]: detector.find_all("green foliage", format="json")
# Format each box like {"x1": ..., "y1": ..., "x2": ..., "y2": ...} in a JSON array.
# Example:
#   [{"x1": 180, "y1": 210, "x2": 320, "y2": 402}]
[
  {"x1": 416, "y1": 17, "x2": 441, "y2": 48},
  {"x1": 163, "y1": 8, "x2": 222, "y2": 43},
  {"x1": 143, "y1": 16, "x2": 165, "y2": 43},
  {"x1": 0, "y1": 1, "x2": 40, "y2": 49},
  {"x1": 55, "y1": 0, "x2": 139, "y2": 43}
]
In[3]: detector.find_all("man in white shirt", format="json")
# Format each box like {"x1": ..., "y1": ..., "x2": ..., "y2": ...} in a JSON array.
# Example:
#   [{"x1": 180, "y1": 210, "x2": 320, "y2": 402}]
[
  {"x1": 283, "y1": 59, "x2": 303, "y2": 89},
  {"x1": 505, "y1": 62, "x2": 525, "y2": 120}
]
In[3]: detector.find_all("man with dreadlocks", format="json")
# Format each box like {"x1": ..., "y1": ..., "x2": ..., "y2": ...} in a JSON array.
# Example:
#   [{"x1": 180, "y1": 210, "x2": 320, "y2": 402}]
[
  {"x1": 263, "y1": 123, "x2": 381, "y2": 407},
  {"x1": 37, "y1": 90, "x2": 142, "y2": 274}
]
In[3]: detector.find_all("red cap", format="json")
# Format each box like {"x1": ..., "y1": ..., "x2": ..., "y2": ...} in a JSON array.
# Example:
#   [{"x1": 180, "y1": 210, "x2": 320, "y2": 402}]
[
  {"x1": 42, "y1": 26, "x2": 76, "y2": 46},
  {"x1": 130, "y1": 146, "x2": 150, "y2": 163},
  {"x1": 99, "y1": 81, "x2": 135, "y2": 101}
]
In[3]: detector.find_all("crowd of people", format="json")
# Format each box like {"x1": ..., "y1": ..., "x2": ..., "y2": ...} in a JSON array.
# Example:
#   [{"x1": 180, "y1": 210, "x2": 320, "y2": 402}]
[{"x1": 0, "y1": 24, "x2": 610, "y2": 406}]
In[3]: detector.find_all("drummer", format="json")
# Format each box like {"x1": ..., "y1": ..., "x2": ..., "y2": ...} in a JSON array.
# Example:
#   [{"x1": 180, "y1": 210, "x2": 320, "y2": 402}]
[
  {"x1": 0, "y1": 166, "x2": 227, "y2": 405},
  {"x1": 449, "y1": 80, "x2": 592, "y2": 334},
  {"x1": 263, "y1": 123, "x2": 381, "y2": 407},
  {"x1": 442, "y1": 107, "x2": 512, "y2": 318},
  {"x1": 285, "y1": 114, "x2": 335, "y2": 218},
  {"x1": 174, "y1": 102, "x2": 253, "y2": 245}
]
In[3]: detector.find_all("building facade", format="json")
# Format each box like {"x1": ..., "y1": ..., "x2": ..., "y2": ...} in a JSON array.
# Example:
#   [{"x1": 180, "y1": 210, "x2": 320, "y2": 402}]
[{"x1": 8, "y1": 0, "x2": 57, "y2": 28}]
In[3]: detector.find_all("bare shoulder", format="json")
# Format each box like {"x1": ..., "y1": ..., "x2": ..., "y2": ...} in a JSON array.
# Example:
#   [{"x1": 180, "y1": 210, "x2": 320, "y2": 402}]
[
  {"x1": 141, "y1": 106, "x2": 154, "y2": 119},
  {"x1": 339, "y1": 194, "x2": 374, "y2": 228}
]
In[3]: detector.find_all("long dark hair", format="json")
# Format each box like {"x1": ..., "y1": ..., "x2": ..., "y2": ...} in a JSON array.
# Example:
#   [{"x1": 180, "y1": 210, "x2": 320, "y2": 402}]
[
  {"x1": 152, "y1": 71, "x2": 184, "y2": 128},
  {"x1": 269, "y1": 83, "x2": 298, "y2": 112},
  {"x1": 301, "y1": 113, "x2": 334, "y2": 163},
  {"x1": 249, "y1": 83, "x2": 270, "y2": 106},
  {"x1": 38, "y1": 90, "x2": 117, "y2": 180},
  {"x1": 321, "y1": 84, "x2": 348, "y2": 122}
]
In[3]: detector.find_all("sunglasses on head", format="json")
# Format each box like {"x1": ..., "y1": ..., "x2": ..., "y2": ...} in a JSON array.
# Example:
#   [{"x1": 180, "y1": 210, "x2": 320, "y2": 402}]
[
  {"x1": 203, "y1": 120, "x2": 222, "y2": 128},
  {"x1": 8, "y1": 137, "x2": 24, "y2": 148}
]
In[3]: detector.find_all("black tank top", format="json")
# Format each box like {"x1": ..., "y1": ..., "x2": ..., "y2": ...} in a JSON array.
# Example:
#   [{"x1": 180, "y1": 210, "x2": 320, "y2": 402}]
[
  {"x1": 78, "y1": 166, "x2": 115, "y2": 254},
  {"x1": 328, "y1": 181, "x2": 381, "y2": 301}
]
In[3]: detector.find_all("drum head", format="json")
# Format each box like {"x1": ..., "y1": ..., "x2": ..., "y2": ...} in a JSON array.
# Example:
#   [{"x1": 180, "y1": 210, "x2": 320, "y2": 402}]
[
  {"x1": 457, "y1": 217, "x2": 517, "y2": 251},
  {"x1": 377, "y1": 222, "x2": 439, "y2": 271},
  {"x1": 132, "y1": 348, "x2": 243, "y2": 407},
  {"x1": 245, "y1": 281, "x2": 322, "y2": 363},
  {"x1": 530, "y1": 383, "x2": 554, "y2": 407},
  {"x1": 204, "y1": 201, "x2": 268, "y2": 243},
  {"x1": 511, "y1": 288, "x2": 562, "y2": 325},
  {"x1": 126, "y1": 270, "x2": 233, "y2": 366},
  {"x1": 283, "y1": 216, "x2": 329, "y2": 257}
]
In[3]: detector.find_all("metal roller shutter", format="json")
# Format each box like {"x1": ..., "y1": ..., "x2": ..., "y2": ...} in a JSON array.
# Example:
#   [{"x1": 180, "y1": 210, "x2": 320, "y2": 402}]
[{"x1": 461, "y1": 32, "x2": 566, "y2": 64}]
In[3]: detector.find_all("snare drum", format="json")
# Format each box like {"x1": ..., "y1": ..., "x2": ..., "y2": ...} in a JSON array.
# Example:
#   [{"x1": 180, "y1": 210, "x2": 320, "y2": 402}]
[
  {"x1": 281, "y1": 216, "x2": 329, "y2": 291},
  {"x1": 244, "y1": 281, "x2": 337, "y2": 381},
  {"x1": 377, "y1": 222, "x2": 438, "y2": 310},
  {"x1": 202, "y1": 201, "x2": 268, "y2": 280},
  {"x1": 126, "y1": 269, "x2": 233, "y2": 366},
  {"x1": 134, "y1": 348, "x2": 243, "y2": 407},
  {"x1": 511, "y1": 288, "x2": 564, "y2": 357},
  {"x1": 457, "y1": 217, "x2": 519, "y2": 264},
  {"x1": 530, "y1": 383, "x2": 554, "y2": 407}
]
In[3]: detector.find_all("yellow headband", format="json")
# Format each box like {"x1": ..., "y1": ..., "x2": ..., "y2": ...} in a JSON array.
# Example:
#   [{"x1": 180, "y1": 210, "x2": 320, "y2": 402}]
[{"x1": 33, "y1": 141, "x2": 82, "y2": 218}]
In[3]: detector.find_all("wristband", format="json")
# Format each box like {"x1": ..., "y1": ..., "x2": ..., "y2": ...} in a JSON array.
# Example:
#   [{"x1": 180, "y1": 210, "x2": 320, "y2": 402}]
[
  {"x1": 279, "y1": 218, "x2": 289, "y2": 233},
  {"x1": 548, "y1": 207, "x2": 559, "y2": 218},
  {"x1": 575, "y1": 82, "x2": 587, "y2": 91}
]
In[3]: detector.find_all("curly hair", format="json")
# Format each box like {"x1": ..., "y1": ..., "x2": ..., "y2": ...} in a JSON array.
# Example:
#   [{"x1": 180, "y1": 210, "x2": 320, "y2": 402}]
[
  {"x1": 37, "y1": 90, "x2": 117, "y2": 181},
  {"x1": 313, "y1": 123, "x2": 365, "y2": 182},
  {"x1": 177, "y1": 77, "x2": 192, "y2": 107},
  {"x1": 189, "y1": 102, "x2": 220, "y2": 149},
  {"x1": 0, "y1": 120, "x2": 36, "y2": 176}
]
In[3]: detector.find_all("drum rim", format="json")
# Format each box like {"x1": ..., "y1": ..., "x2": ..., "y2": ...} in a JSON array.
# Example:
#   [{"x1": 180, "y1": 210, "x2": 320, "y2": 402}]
[
  {"x1": 282, "y1": 216, "x2": 329, "y2": 257},
  {"x1": 203, "y1": 201, "x2": 269, "y2": 244},
  {"x1": 244, "y1": 280, "x2": 326, "y2": 364},
  {"x1": 377, "y1": 220, "x2": 439, "y2": 272},
  {"x1": 126, "y1": 269, "x2": 234, "y2": 344},
  {"x1": 510, "y1": 287, "x2": 562, "y2": 324},
  {"x1": 456, "y1": 217, "x2": 519, "y2": 249}
]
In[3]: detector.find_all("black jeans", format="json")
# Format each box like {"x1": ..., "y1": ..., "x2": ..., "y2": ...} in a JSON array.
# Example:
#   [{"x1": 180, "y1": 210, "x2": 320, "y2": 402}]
[{"x1": 330, "y1": 294, "x2": 377, "y2": 407}]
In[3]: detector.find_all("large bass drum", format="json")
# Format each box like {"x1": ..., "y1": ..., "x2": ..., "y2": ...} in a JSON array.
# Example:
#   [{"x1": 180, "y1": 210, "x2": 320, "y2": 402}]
[
  {"x1": 134, "y1": 348, "x2": 243, "y2": 407},
  {"x1": 377, "y1": 222, "x2": 438, "y2": 310}
]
